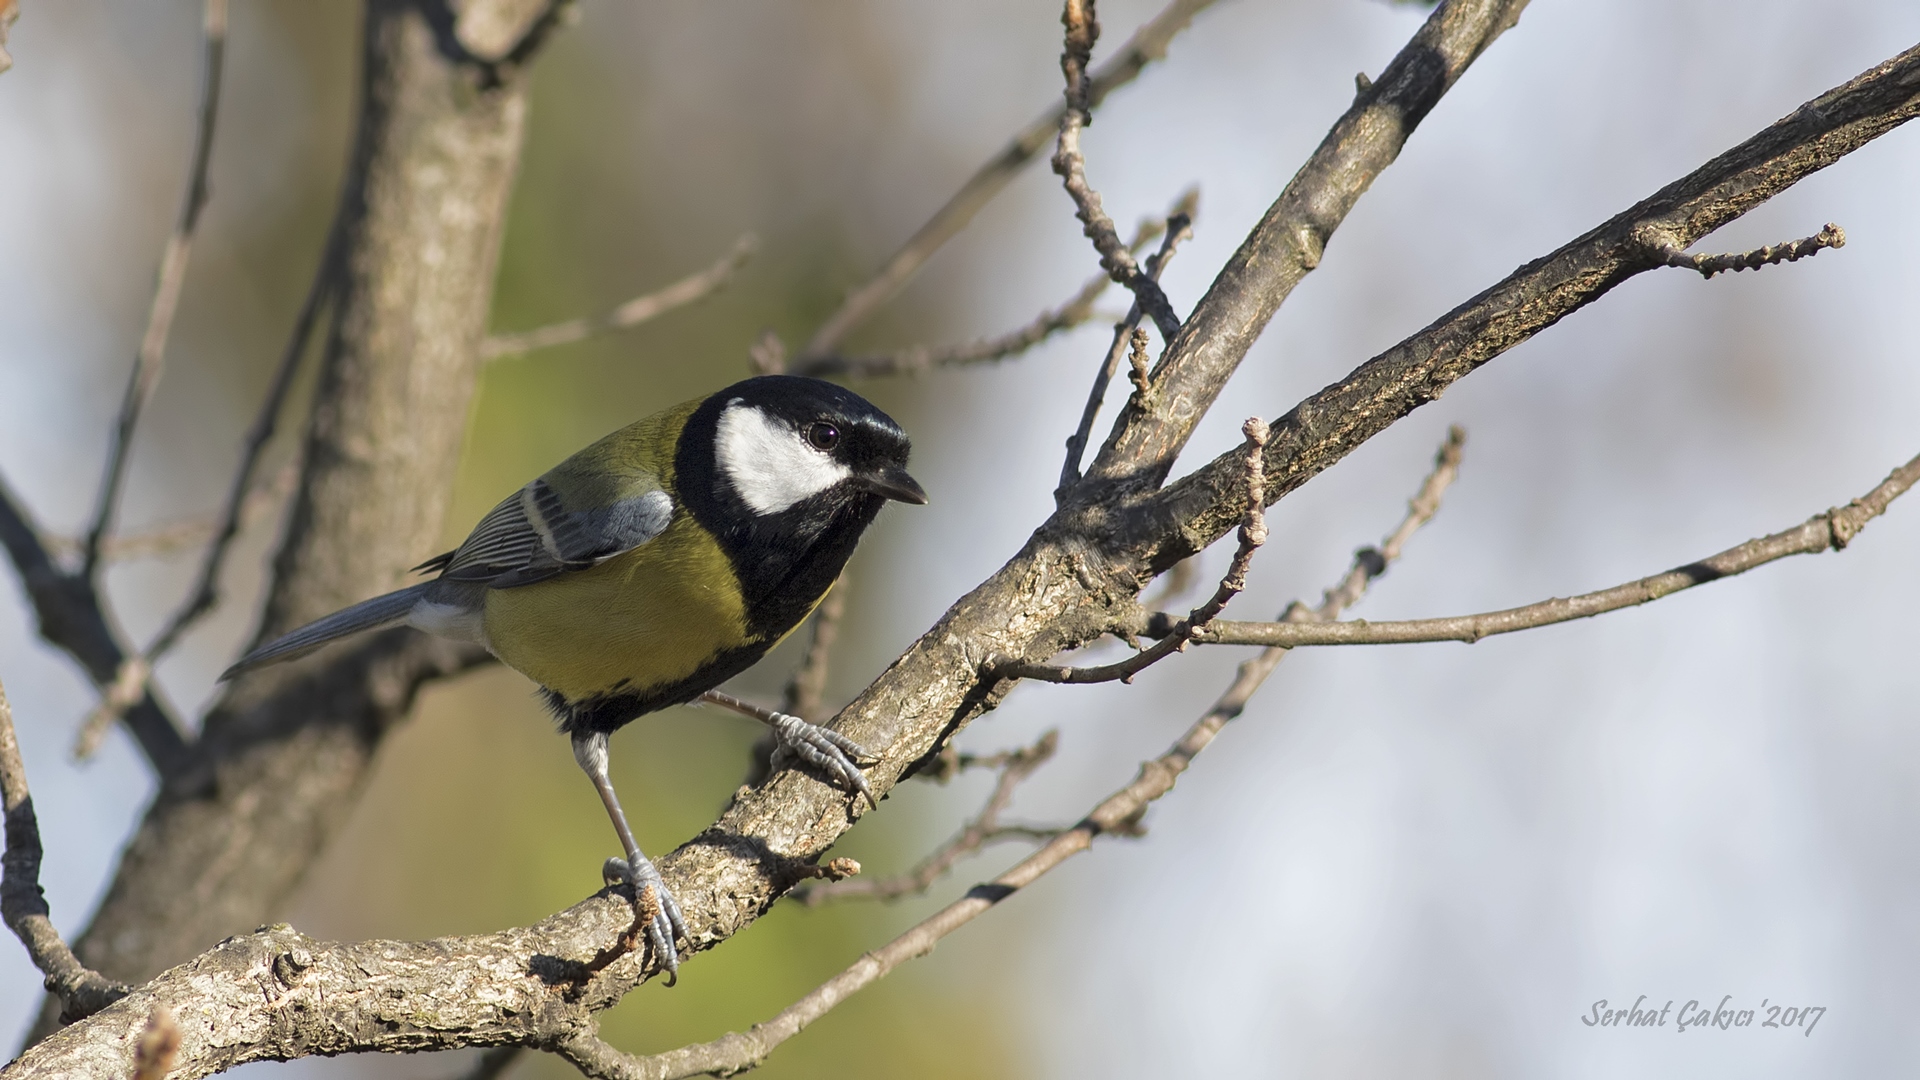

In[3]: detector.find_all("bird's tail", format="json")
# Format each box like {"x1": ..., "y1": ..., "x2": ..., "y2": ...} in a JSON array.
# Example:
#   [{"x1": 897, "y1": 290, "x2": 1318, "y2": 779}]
[{"x1": 221, "y1": 583, "x2": 432, "y2": 680}]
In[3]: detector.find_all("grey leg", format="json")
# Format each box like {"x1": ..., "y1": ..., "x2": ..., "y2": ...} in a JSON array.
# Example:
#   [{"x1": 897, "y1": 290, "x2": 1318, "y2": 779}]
[
  {"x1": 571, "y1": 732, "x2": 687, "y2": 976},
  {"x1": 700, "y1": 690, "x2": 876, "y2": 807}
]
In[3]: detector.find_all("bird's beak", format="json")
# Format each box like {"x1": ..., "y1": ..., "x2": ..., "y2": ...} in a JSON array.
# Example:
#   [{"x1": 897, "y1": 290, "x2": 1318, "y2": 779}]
[{"x1": 855, "y1": 465, "x2": 928, "y2": 505}]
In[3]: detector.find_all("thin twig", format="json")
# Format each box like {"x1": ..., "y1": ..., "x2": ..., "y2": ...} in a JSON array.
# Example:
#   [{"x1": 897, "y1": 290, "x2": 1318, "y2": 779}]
[
  {"x1": 800, "y1": 0, "x2": 1215, "y2": 358},
  {"x1": 1123, "y1": 327, "x2": 1151, "y2": 402},
  {"x1": 81, "y1": 0, "x2": 229, "y2": 577},
  {"x1": 1655, "y1": 222, "x2": 1845, "y2": 279},
  {"x1": 793, "y1": 731, "x2": 1062, "y2": 905},
  {"x1": 1051, "y1": 0, "x2": 1181, "y2": 342},
  {"x1": 0, "y1": 476, "x2": 192, "y2": 774},
  {"x1": 144, "y1": 226, "x2": 340, "y2": 663},
  {"x1": 793, "y1": 211, "x2": 1173, "y2": 380},
  {"x1": 1153, "y1": 445, "x2": 1919, "y2": 650},
  {"x1": 794, "y1": 268, "x2": 1111, "y2": 379},
  {"x1": 73, "y1": 220, "x2": 340, "y2": 759},
  {"x1": 747, "y1": 329, "x2": 787, "y2": 376},
  {"x1": 0, "y1": 676, "x2": 131, "y2": 1023},
  {"x1": 44, "y1": 461, "x2": 298, "y2": 564},
  {"x1": 564, "y1": 432, "x2": 1465, "y2": 1080},
  {"x1": 782, "y1": 571, "x2": 849, "y2": 723},
  {"x1": 482, "y1": 235, "x2": 757, "y2": 360},
  {"x1": 1007, "y1": 417, "x2": 1267, "y2": 685},
  {"x1": 1058, "y1": 198, "x2": 1194, "y2": 494},
  {"x1": 1081, "y1": 0, "x2": 1528, "y2": 495}
]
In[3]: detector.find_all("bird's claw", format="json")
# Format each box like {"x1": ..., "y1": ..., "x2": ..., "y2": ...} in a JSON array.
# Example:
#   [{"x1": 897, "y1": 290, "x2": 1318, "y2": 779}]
[
  {"x1": 603, "y1": 856, "x2": 688, "y2": 977},
  {"x1": 768, "y1": 710, "x2": 877, "y2": 808}
]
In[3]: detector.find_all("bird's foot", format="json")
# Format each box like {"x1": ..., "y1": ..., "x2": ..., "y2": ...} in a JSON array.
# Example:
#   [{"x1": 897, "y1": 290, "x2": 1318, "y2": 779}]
[
  {"x1": 767, "y1": 710, "x2": 877, "y2": 808},
  {"x1": 602, "y1": 856, "x2": 688, "y2": 978}
]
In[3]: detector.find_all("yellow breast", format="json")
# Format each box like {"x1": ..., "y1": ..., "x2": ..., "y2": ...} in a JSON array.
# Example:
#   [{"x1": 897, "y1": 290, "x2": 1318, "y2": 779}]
[{"x1": 481, "y1": 511, "x2": 752, "y2": 702}]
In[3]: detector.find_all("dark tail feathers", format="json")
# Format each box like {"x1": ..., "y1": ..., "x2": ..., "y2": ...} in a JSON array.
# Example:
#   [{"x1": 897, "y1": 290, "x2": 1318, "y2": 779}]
[{"x1": 221, "y1": 583, "x2": 431, "y2": 680}]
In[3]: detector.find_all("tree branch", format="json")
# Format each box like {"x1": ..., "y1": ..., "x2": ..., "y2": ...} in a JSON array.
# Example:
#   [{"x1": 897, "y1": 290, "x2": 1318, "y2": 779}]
[
  {"x1": 793, "y1": 200, "x2": 1184, "y2": 380},
  {"x1": 41, "y1": 0, "x2": 564, "y2": 1028},
  {"x1": 24, "y1": 9, "x2": 1917, "y2": 1078},
  {"x1": 1655, "y1": 221, "x2": 1845, "y2": 279},
  {"x1": 1058, "y1": 198, "x2": 1194, "y2": 493},
  {"x1": 555, "y1": 429, "x2": 1464, "y2": 1080},
  {"x1": 1050, "y1": 0, "x2": 1181, "y2": 342},
  {"x1": 1081, "y1": 0, "x2": 1529, "y2": 494},
  {"x1": 68, "y1": 224, "x2": 345, "y2": 761},
  {"x1": 1141, "y1": 37, "x2": 1920, "y2": 574},
  {"x1": 1, "y1": 425, "x2": 1458, "y2": 1078},
  {"x1": 1137, "y1": 446, "x2": 1918, "y2": 649},
  {"x1": 141, "y1": 226, "x2": 343, "y2": 663},
  {"x1": 481, "y1": 234, "x2": 758, "y2": 360},
  {"x1": 792, "y1": 730, "x2": 1062, "y2": 906},
  {"x1": 799, "y1": 0, "x2": 1216, "y2": 358},
  {"x1": 0, "y1": 476, "x2": 191, "y2": 776},
  {"x1": 43, "y1": 464, "x2": 297, "y2": 565},
  {"x1": 80, "y1": 0, "x2": 229, "y2": 578},
  {"x1": 0, "y1": 676, "x2": 129, "y2": 1024},
  {"x1": 1003, "y1": 417, "x2": 1267, "y2": 684},
  {"x1": 793, "y1": 268, "x2": 1110, "y2": 380},
  {"x1": 782, "y1": 572, "x2": 849, "y2": 724}
]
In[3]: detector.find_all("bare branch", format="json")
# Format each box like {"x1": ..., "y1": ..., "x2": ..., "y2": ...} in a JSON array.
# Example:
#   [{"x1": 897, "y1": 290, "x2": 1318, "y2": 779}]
[
  {"x1": 0, "y1": 476, "x2": 191, "y2": 775},
  {"x1": 793, "y1": 268, "x2": 1109, "y2": 379},
  {"x1": 1153, "y1": 446, "x2": 1919, "y2": 650},
  {"x1": 71, "y1": 175, "x2": 343, "y2": 760},
  {"x1": 71, "y1": 655, "x2": 150, "y2": 761},
  {"x1": 481, "y1": 234, "x2": 758, "y2": 360},
  {"x1": 46, "y1": 0, "x2": 569, "y2": 1011},
  {"x1": 1003, "y1": 417, "x2": 1268, "y2": 685},
  {"x1": 0, "y1": 676, "x2": 131, "y2": 1023},
  {"x1": 1051, "y1": 0, "x2": 1181, "y2": 341},
  {"x1": 800, "y1": 0, "x2": 1216, "y2": 357},
  {"x1": 1059, "y1": 200, "x2": 1194, "y2": 493},
  {"x1": 1656, "y1": 221, "x2": 1845, "y2": 278},
  {"x1": 795, "y1": 200, "x2": 1185, "y2": 380},
  {"x1": 571, "y1": 433, "x2": 1463, "y2": 1080},
  {"x1": 1082, "y1": 0, "x2": 1528, "y2": 494},
  {"x1": 782, "y1": 571, "x2": 849, "y2": 723},
  {"x1": 1143, "y1": 37, "x2": 1920, "y2": 574},
  {"x1": 793, "y1": 731, "x2": 1061, "y2": 905},
  {"x1": 140, "y1": 226, "x2": 341, "y2": 664},
  {"x1": 6, "y1": 436, "x2": 1461, "y2": 1079},
  {"x1": 81, "y1": 0, "x2": 229, "y2": 577},
  {"x1": 43, "y1": 462, "x2": 298, "y2": 564},
  {"x1": 747, "y1": 329, "x2": 787, "y2": 375}
]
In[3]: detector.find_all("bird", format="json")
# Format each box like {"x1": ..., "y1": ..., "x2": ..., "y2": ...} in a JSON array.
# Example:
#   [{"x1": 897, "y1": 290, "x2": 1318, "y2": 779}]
[{"x1": 222, "y1": 374, "x2": 926, "y2": 975}]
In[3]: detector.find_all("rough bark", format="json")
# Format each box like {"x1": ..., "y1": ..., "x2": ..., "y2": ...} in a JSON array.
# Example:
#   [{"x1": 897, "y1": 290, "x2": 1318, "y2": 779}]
[
  {"x1": 34, "y1": 0, "x2": 547, "y2": 1034},
  {"x1": 11, "y1": 5, "x2": 1919, "y2": 1078}
]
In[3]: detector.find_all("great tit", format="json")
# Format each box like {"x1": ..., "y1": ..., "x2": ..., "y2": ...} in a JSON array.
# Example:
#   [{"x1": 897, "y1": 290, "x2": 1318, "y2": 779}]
[{"x1": 224, "y1": 374, "x2": 926, "y2": 974}]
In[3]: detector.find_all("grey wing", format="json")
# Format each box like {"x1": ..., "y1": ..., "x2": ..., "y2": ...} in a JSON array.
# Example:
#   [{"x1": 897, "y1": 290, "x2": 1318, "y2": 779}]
[{"x1": 428, "y1": 480, "x2": 673, "y2": 590}]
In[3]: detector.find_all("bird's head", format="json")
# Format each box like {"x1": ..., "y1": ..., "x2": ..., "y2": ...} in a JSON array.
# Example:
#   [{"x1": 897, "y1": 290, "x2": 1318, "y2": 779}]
[{"x1": 697, "y1": 375, "x2": 926, "y2": 519}]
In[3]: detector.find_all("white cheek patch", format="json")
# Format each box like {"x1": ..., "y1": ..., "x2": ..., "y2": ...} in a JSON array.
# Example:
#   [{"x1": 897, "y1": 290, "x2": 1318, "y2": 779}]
[{"x1": 715, "y1": 401, "x2": 851, "y2": 515}]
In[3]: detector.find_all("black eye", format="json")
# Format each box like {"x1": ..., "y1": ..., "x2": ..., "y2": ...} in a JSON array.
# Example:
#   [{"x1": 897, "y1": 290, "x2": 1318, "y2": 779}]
[{"x1": 806, "y1": 422, "x2": 840, "y2": 451}]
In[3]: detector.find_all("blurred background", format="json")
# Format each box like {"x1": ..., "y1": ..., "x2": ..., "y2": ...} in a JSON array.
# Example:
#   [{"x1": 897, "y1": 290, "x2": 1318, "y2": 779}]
[{"x1": 3, "y1": 1, "x2": 1919, "y2": 1076}]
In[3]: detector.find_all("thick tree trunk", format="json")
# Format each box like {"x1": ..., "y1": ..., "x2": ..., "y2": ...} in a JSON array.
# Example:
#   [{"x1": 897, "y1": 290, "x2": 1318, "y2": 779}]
[{"x1": 26, "y1": 0, "x2": 548, "y2": 1040}]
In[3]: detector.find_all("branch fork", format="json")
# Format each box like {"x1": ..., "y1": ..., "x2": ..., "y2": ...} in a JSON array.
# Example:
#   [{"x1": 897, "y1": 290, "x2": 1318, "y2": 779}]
[
  {"x1": 1051, "y1": 0, "x2": 1183, "y2": 343},
  {"x1": 1007, "y1": 417, "x2": 1268, "y2": 685}
]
